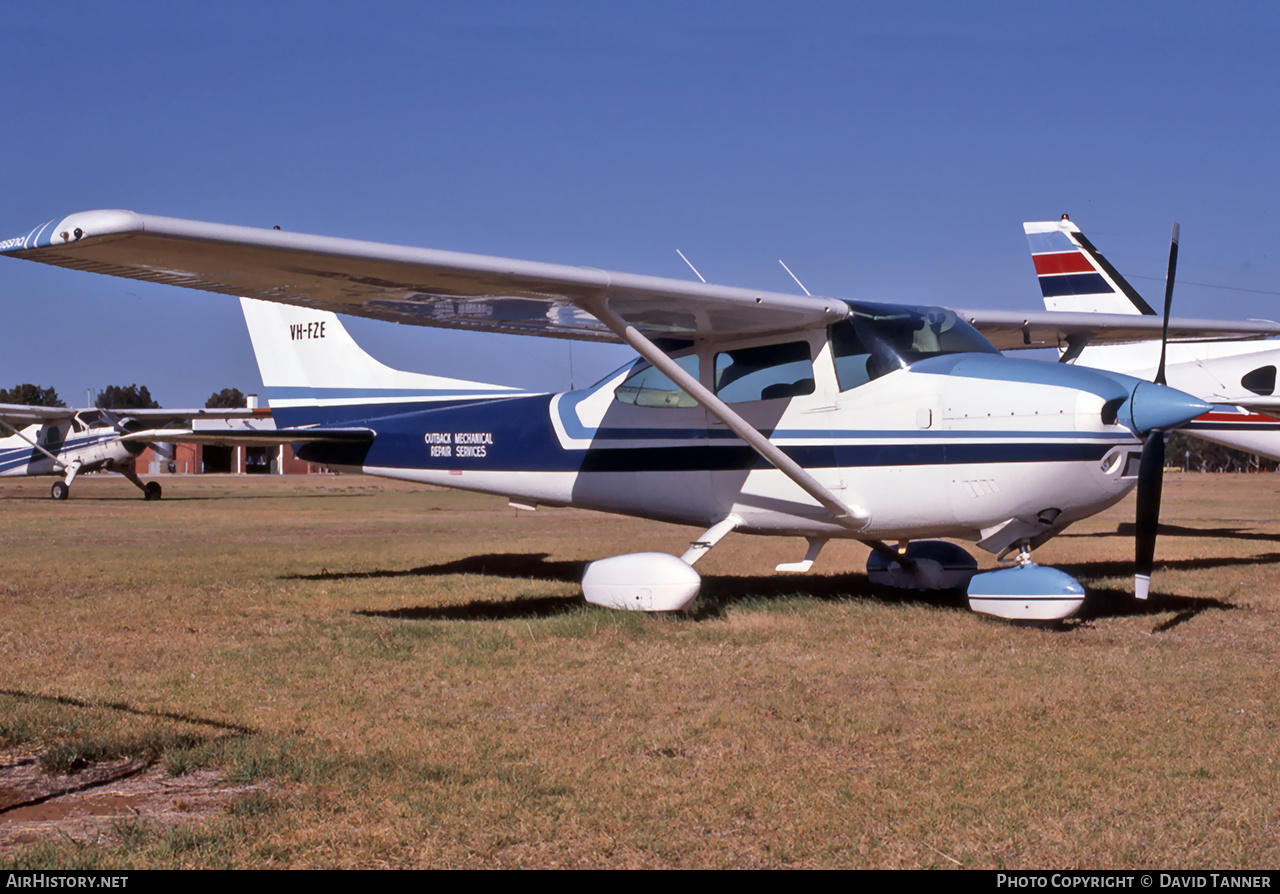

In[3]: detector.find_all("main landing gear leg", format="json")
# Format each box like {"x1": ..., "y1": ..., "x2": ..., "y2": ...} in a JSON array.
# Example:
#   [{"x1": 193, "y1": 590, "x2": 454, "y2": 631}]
[
  {"x1": 117, "y1": 464, "x2": 163, "y2": 501},
  {"x1": 50, "y1": 460, "x2": 83, "y2": 500}
]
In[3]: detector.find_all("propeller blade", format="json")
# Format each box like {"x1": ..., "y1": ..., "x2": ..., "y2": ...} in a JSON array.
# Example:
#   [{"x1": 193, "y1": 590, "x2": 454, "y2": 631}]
[
  {"x1": 1155, "y1": 222, "x2": 1179, "y2": 386},
  {"x1": 1135, "y1": 222, "x2": 1184, "y2": 599},
  {"x1": 1134, "y1": 428, "x2": 1166, "y2": 600}
]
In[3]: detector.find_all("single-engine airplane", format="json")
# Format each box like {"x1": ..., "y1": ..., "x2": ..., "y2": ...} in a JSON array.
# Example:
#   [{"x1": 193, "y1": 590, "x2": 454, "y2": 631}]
[
  {"x1": 6, "y1": 210, "x2": 1280, "y2": 620},
  {"x1": 1026, "y1": 216, "x2": 1280, "y2": 461},
  {"x1": 0, "y1": 403, "x2": 264, "y2": 499}
]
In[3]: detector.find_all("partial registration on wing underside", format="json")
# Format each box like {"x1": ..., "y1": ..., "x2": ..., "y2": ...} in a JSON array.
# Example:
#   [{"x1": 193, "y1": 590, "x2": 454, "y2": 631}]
[{"x1": 5, "y1": 210, "x2": 1280, "y2": 349}]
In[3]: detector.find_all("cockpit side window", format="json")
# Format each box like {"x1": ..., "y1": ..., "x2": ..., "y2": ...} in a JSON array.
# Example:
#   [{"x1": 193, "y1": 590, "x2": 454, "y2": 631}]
[
  {"x1": 714, "y1": 341, "x2": 815, "y2": 403},
  {"x1": 830, "y1": 302, "x2": 997, "y2": 392},
  {"x1": 614, "y1": 353, "x2": 700, "y2": 408}
]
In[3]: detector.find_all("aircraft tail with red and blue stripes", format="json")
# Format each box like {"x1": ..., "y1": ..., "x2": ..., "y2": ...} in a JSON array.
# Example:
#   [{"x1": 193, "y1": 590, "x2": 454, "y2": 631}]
[{"x1": 1024, "y1": 218, "x2": 1156, "y2": 316}]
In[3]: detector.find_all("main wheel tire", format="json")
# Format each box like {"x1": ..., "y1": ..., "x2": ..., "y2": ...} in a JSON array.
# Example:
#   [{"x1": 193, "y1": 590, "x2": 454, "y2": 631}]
[
  {"x1": 143, "y1": 481, "x2": 162, "y2": 501},
  {"x1": 50, "y1": 481, "x2": 69, "y2": 501}
]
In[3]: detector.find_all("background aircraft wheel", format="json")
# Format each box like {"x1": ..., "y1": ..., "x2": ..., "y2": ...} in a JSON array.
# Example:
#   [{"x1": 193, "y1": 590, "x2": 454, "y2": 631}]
[
  {"x1": 50, "y1": 481, "x2": 69, "y2": 501},
  {"x1": 143, "y1": 481, "x2": 163, "y2": 501}
]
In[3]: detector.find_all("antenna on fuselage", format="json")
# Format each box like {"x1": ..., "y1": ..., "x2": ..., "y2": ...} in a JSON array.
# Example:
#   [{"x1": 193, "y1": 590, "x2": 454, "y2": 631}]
[
  {"x1": 675, "y1": 249, "x2": 706, "y2": 283},
  {"x1": 778, "y1": 259, "x2": 811, "y2": 296}
]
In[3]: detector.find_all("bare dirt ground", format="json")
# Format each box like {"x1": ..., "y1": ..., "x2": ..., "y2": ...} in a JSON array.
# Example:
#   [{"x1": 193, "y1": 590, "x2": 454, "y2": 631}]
[{"x1": 0, "y1": 753, "x2": 270, "y2": 852}]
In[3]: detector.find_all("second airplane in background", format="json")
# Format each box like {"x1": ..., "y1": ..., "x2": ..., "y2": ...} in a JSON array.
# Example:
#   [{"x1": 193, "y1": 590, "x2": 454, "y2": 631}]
[
  {"x1": 0, "y1": 403, "x2": 266, "y2": 499},
  {"x1": 1025, "y1": 216, "x2": 1280, "y2": 462}
]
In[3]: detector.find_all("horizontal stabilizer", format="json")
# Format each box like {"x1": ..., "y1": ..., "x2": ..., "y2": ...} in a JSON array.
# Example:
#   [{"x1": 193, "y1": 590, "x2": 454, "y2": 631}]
[{"x1": 124, "y1": 426, "x2": 374, "y2": 447}]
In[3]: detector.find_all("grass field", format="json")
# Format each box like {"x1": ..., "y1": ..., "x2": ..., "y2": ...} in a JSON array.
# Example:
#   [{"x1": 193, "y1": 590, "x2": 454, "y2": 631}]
[{"x1": 1, "y1": 472, "x2": 1277, "y2": 868}]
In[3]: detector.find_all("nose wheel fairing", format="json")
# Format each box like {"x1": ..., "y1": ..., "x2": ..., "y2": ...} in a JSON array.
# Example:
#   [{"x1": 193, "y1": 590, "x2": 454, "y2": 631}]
[{"x1": 966, "y1": 563, "x2": 1086, "y2": 621}]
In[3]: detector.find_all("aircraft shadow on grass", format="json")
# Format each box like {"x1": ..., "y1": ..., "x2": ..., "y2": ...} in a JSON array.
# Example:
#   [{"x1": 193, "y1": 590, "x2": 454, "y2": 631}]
[
  {"x1": 1069, "y1": 522, "x2": 1280, "y2": 547},
  {"x1": 324, "y1": 552, "x2": 960, "y2": 622},
  {"x1": 297, "y1": 552, "x2": 938, "y2": 619},
  {"x1": 0, "y1": 688, "x2": 255, "y2": 735},
  {"x1": 1069, "y1": 584, "x2": 1238, "y2": 630},
  {"x1": 318, "y1": 550, "x2": 1247, "y2": 629},
  {"x1": 296, "y1": 552, "x2": 1188, "y2": 627}
]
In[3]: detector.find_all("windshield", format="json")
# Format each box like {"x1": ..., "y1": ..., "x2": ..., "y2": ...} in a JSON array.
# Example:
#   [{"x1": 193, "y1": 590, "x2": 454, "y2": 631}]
[{"x1": 830, "y1": 301, "x2": 997, "y2": 391}]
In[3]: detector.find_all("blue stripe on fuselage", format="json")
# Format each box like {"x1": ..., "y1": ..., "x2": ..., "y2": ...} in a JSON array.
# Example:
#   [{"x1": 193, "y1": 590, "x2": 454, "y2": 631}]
[
  {"x1": 0, "y1": 444, "x2": 38, "y2": 474},
  {"x1": 0, "y1": 431, "x2": 118, "y2": 474},
  {"x1": 291, "y1": 392, "x2": 1128, "y2": 474}
]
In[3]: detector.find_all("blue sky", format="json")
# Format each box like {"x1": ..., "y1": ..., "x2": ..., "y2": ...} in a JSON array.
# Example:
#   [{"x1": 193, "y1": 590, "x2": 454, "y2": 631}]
[{"x1": 3, "y1": 1, "x2": 1279, "y2": 406}]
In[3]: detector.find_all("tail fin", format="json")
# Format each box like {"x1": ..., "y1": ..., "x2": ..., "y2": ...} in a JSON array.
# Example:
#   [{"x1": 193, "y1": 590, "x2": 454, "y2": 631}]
[
  {"x1": 239, "y1": 298, "x2": 521, "y2": 426},
  {"x1": 1024, "y1": 219, "x2": 1155, "y2": 315}
]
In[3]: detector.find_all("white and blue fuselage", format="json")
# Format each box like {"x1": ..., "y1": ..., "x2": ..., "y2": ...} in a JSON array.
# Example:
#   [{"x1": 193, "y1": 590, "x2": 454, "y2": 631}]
[
  {"x1": 0, "y1": 422, "x2": 137, "y2": 480},
  {"x1": 254, "y1": 299, "x2": 1191, "y2": 559}
]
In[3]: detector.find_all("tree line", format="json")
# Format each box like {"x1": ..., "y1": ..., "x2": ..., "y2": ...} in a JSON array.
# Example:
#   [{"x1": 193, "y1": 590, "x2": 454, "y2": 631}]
[
  {"x1": 0, "y1": 384, "x2": 247, "y2": 410},
  {"x1": 1166, "y1": 432, "x2": 1279, "y2": 473}
]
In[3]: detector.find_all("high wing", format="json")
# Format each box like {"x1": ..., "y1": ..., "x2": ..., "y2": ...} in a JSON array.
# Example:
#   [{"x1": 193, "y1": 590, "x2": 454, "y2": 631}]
[
  {"x1": 1, "y1": 210, "x2": 844, "y2": 343},
  {"x1": 5, "y1": 210, "x2": 1280, "y2": 348},
  {"x1": 0, "y1": 403, "x2": 267, "y2": 428},
  {"x1": 0, "y1": 404, "x2": 80, "y2": 426},
  {"x1": 955, "y1": 309, "x2": 1280, "y2": 352}
]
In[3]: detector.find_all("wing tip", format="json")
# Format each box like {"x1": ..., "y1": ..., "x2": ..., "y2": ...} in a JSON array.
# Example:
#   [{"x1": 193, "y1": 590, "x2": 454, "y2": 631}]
[{"x1": 1, "y1": 209, "x2": 144, "y2": 254}]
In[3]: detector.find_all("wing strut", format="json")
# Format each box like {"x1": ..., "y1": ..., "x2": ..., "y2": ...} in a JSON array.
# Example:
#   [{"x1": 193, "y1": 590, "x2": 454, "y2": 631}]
[
  {"x1": 0, "y1": 418, "x2": 67, "y2": 469},
  {"x1": 592, "y1": 303, "x2": 872, "y2": 533}
]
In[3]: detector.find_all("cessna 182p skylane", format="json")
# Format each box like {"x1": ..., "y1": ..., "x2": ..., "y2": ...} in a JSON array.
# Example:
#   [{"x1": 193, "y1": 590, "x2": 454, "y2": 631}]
[
  {"x1": 0, "y1": 403, "x2": 262, "y2": 499},
  {"x1": 5, "y1": 210, "x2": 1279, "y2": 621},
  {"x1": 1026, "y1": 217, "x2": 1280, "y2": 462}
]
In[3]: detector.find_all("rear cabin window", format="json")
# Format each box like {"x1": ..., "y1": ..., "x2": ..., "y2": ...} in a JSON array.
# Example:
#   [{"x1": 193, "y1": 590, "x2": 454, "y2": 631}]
[
  {"x1": 44, "y1": 424, "x2": 66, "y2": 453},
  {"x1": 714, "y1": 341, "x2": 815, "y2": 403},
  {"x1": 613, "y1": 354, "x2": 699, "y2": 408}
]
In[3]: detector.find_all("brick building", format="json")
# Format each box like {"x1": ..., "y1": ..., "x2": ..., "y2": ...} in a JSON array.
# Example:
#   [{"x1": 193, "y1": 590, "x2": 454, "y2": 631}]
[{"x1": 130, "y1": 400, "x2": 329, "y2": 476}]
